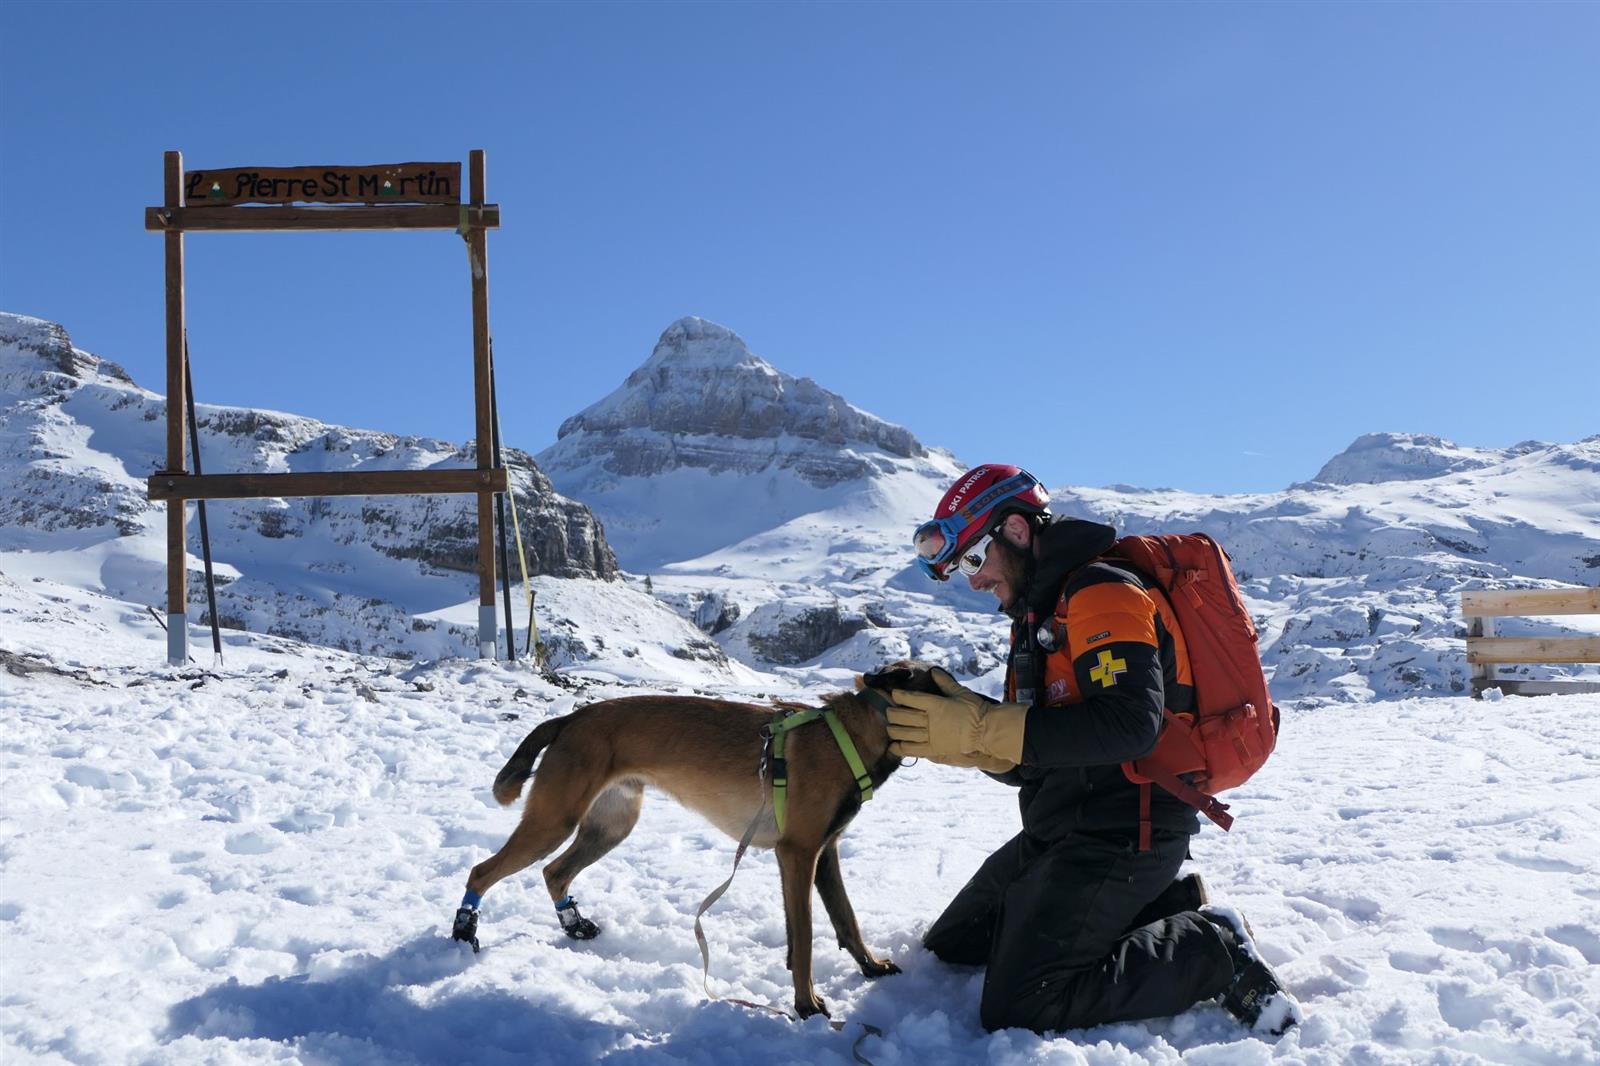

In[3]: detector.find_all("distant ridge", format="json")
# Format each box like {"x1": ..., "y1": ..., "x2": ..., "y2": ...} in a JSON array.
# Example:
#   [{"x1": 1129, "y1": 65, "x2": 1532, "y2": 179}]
[{"x1": 1310, "y1": 431, "x2": 1548, "y2": 485}]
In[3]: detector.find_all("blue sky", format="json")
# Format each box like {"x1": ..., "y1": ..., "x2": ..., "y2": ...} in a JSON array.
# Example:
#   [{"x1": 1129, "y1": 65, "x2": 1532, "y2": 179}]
[{"x1": 2, "y1": 1, "x2": 1595, "y2": 494}]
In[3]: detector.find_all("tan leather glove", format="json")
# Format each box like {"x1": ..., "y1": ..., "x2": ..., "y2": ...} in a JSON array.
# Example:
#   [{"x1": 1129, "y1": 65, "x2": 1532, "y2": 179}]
[
  {"x1": 886, "y1": 668, "x2": 1026, "y2": 768},
  {"x1": 930, "y1": 750, "x2": 1021, "y2": 774}
]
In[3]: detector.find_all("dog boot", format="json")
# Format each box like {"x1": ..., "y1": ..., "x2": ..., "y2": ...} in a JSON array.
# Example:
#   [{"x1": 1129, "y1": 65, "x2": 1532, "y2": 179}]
[
  {"x1": 452, "y1": 906, "x2": 480, "y2": 953},
  {"x1": 555, "y1": 895, "x2": 601, "y2": 940},
  {"x1": 1201, "y1": 905, "x2": 1302, "y2": 1036}
]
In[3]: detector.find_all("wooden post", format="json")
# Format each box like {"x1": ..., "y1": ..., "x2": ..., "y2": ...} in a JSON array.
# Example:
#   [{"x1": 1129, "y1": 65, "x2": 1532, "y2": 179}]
[
  {"x1": 164, "y1": 151, "x2": 188, "y2": 666},
  {"x1": 1468, "y1": 614, "x2": 1494, "y2": 697},
  {"x1": 469, "y1": 149, "x2": 496, "y2": 658}
]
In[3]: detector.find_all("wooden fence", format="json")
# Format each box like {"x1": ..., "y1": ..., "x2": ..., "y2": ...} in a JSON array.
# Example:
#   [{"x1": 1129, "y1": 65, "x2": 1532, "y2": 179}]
[{"x1": 1462, "y1": 588, "x2": 1600, "y2": 697}]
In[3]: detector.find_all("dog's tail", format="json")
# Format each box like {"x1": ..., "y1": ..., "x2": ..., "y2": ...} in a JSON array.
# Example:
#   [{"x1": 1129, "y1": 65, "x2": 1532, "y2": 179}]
[{"x1": 492, "y1": 716, "x2": 569, "y2": 806}]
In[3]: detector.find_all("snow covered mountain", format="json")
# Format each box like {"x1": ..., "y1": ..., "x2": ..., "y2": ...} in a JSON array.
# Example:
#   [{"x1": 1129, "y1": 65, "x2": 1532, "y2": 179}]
[
  {"x1": 3, "y1": 309, "x2": 1596, "y2": 704},
  {"x1": 0, "y1": 312, "x2": 731, "y2": 672},
  {"x1": 537, "y1": 317, "x2": 967, "y2": 569},
  {"x1": 530, "y1": 317, "x2": 1599, "y2": 704},
  {"x1": 1307, "y1": 431, "x2": 1547, "y2": 486},
  {"x1": 4, "y1": 310, "x2": 1599, "y2": 1066},
  {"x1": 535, "y1": 316, "x2": 1010, "y2": 685},
  {"x1": 1052, "y1": 434, "x2": 1600, "y2": 702}
]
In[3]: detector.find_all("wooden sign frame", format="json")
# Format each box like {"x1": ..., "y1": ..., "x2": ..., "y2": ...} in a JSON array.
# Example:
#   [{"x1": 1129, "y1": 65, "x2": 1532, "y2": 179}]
[{"x1": 145, "y1": 149, "x2": 507, "y2": 665}]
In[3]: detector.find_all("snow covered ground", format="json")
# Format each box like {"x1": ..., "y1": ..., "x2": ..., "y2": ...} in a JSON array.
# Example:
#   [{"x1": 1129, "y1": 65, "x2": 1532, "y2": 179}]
[
  {"x1": 4, "y1": 593, "x2": 1597, "y2": 1065},
  {"x1": 4, "y1": 311, "x2": 1597, "y2": 1062}
]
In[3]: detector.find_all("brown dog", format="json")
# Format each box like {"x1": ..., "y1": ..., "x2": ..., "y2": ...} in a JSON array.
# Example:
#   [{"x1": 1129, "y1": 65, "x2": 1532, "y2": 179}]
[{"x1": 452, "y1": 662, "x2": 941, "y2": 1017}]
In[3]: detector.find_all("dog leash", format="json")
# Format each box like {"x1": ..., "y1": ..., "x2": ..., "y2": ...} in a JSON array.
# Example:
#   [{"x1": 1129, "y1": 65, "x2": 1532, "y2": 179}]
[
  {"x1": 691, "y1": 733, "x2": 885, "y2": 1065},
  {"x1": 693, "y1": 794, "x2": 770, "y2": 1006}
]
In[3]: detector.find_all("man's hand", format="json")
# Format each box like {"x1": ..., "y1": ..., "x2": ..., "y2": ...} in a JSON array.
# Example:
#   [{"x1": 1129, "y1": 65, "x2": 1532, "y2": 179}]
[{"x1": 886, "y1": 667, "x2": 1026, "y2": 769}]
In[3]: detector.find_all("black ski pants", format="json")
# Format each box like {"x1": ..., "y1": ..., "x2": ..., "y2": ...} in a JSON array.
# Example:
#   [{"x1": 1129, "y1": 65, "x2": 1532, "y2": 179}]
[{"x1": 923, "y1": 829, "x2": 1234, "y2": 1033}]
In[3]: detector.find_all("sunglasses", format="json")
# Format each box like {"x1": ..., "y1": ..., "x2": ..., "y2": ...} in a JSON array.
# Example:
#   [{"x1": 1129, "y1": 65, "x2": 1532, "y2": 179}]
[
  {"x1": 953, "y1": 533, "x2": 995, "y2": 577},
  {"x1": 915, "y1": 526, "x2": 995, "y2": 581}
]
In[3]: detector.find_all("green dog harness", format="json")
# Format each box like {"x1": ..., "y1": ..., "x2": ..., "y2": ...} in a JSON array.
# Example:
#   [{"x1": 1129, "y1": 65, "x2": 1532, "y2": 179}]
[{"x1": 763, "y1": 689, "x2": 891, "y2": 834}]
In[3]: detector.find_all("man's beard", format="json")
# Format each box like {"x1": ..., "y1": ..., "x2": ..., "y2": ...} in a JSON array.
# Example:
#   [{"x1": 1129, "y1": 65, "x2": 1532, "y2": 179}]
[{"x1": 989, "y1": 535, "x2": 1035, "y2": 620}]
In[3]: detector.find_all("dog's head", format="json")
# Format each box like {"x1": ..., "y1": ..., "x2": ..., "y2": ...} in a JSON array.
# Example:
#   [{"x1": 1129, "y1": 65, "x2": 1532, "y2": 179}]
[{"x1": 855, "y1": 659, "x2": 947, "y2": 699}]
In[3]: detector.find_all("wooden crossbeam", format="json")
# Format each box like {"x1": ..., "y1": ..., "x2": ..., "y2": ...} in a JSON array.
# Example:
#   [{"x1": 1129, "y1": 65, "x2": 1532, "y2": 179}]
[
  {"x1": 147, "y1": 469, "x2": 507, "y2": 501},
  {"x1": 145, "y1": 205, "x2": 500, "y2": 232},
  {"x1": 1466, "y1": 636, "x2": 1600, "y2": 665},
  {"x1": 1462, "y1": 588, "x2": 1600, "y2": 617}
]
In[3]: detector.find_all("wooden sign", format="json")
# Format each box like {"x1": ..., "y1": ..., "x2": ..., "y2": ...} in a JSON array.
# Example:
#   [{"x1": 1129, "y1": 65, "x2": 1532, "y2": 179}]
[{"x1": 182, "y1": 162, "x2": 462, "y2": 206}]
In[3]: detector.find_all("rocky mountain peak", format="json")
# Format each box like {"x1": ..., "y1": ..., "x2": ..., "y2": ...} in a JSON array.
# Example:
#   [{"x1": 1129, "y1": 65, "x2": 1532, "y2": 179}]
[
  {"x1": 632, "y1": 316, "x2": 771, "y2": 376},
  {"x1": 0, "y1": 313, "x2": 134, "y2": 399},
  {"x1": 547, "y1": 317, "x2": 928, "y2": 487}
]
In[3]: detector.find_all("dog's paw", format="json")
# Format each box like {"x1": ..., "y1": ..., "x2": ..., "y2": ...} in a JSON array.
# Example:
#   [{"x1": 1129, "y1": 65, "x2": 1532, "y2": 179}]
[
  {"x1": 795, "y1": 994, "x2": 830, "y2": 1019},
  {"x1": 860, "y1": 956, "x2": 901, "y2": 977}
]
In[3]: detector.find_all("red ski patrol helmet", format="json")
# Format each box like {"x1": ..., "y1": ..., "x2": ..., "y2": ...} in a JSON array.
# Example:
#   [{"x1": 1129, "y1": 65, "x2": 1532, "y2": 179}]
[{"x1": 914, "y1": 465, "x2": 1050, "y2": 581}]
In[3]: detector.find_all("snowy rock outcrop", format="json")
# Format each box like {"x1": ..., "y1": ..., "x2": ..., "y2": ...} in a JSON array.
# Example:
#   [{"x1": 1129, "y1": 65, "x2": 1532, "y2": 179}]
[{"x1": 0, "y1": 312, "x2": 617, "y2": 659}]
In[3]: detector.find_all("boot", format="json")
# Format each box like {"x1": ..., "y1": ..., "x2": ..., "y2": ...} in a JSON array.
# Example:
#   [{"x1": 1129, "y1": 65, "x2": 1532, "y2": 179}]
[
  {"x1": 1125, "y1": 872, "x2": 1209, "y2": 932},
  {"x1": 1201, "y1": 905, "x2": 1302, "y2": 1036},
  {"x1": 1154, "y1": 872, "x2": 1209, "y2": 914},
  {"x1": 555, "y1": 894, "x2": 601, "y2": 940}
]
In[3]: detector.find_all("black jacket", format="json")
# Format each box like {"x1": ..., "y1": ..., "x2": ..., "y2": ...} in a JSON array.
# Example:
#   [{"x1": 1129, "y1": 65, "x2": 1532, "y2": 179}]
[{"x1": 995, "y1": 517, "x2": 1200, "y2": 842}]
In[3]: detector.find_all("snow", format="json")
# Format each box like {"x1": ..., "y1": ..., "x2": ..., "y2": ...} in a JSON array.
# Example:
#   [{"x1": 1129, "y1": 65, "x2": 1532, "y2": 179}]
[
  {"x1": 4, "y1": 309, "x2": 1600, "y2": 1063},
  {"x1": 4, "y1": 576, "x2": 1600, "y2": 1064}
]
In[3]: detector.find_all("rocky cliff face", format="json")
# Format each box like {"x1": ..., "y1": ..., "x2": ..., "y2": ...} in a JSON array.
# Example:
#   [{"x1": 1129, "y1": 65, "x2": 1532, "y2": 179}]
[{"x1": 0, "y1": 312, "x2": 617, "y2": 658}]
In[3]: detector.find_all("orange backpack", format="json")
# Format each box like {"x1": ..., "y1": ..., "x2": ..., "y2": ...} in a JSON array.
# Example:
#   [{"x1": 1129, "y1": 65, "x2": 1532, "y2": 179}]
[{"x1": 1102, "y1": 533, "x2": 1280, "y2": 846}]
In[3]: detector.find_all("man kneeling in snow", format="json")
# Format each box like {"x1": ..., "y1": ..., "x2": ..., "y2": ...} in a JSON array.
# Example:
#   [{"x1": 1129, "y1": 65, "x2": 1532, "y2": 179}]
[{"x1": 887, "y1": 465, "x2": 1297, "y2": 1035}]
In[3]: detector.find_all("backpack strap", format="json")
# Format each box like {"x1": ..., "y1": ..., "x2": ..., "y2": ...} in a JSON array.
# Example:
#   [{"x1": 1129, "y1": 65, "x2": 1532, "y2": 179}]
[{"x1": 1144, "y1": 767, "x2": 1235, "y2": 832}]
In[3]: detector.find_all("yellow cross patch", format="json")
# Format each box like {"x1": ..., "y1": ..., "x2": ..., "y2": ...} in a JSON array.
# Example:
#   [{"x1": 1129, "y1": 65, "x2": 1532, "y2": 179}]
[{"x1": 1089, "y1": 649, "x2": 1128, "y2": 689}]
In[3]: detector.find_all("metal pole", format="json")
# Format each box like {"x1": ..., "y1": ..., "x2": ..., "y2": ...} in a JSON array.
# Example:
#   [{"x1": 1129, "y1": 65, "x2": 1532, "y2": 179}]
[
  {"x1": 183, "y1": 335, "x2": 223, "y2": 663},
  {"x1": 490, "y1": 349, "x2": 515, "y2": 661}
]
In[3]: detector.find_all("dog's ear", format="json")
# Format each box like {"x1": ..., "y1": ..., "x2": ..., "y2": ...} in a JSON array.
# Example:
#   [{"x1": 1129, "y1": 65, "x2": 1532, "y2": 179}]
[
  {"x1": 862, "y1": 658, "x2": 947, "y2": 694},
  {"x1": 860, "y1": 663, "x2": 914, "y2": 693}
]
